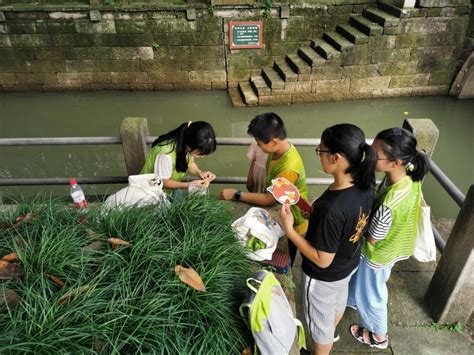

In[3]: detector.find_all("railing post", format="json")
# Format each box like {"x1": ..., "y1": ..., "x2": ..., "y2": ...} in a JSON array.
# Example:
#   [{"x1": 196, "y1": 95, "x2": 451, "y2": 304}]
[
  {"x1": 425, "y1": 185, "x2": 474, "y2": 324},
  {"x1": 120, "y1": 117, "x2": 150, "y2": 176},
  {"x1": 402, "y1": 118, "x2": 439, "y2": 158}
]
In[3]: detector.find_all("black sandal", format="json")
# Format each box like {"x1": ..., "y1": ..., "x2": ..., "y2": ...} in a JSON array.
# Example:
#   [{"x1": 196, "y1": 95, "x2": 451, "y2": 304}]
[{"x1": 350, "y1": 324, "x2": 388, "y2": 350}]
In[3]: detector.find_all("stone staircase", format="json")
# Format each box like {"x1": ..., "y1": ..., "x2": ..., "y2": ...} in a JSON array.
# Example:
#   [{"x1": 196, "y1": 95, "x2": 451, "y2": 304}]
[{"x1": 229, "y1": 1, "x2": 410, "y2": 107}]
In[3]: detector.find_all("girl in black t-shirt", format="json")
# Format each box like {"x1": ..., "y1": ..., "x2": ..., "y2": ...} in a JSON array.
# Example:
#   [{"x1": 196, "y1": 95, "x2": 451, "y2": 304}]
[{"x1": 280, "y1": 124, "x2": 376, "y2": 355}]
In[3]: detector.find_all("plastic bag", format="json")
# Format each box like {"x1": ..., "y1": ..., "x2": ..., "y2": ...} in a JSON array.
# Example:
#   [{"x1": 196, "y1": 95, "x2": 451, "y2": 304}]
[
  {"x1": 232, "y1": 208, "x2": 284, "y2": 261},
  {"x1": 412, "y1": 196, "x2": 437, "y2": 262},
  {"x1": 103, "y1": 174, "x2": 168, "y2": 209}
]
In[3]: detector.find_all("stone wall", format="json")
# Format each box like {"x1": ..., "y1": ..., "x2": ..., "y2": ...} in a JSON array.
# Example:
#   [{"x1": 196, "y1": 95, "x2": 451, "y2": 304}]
[{"x1": 0, "y1": 0, "x2": 471, "y2": 101}]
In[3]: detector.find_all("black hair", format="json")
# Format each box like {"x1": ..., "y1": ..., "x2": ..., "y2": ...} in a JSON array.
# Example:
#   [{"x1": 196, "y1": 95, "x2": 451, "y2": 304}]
[
  {"x1": 151, "y1": 121, "x2": 216, "y2": 173},
  {"x1": 375, "y1": 127, "x2": 429, "y2": 182},
  {"x1": 321, "y1": 123, "x2": 376, "y2": 190},
  {"x1": 247, "y1": 112, "x2": 287, "y2": 144}
]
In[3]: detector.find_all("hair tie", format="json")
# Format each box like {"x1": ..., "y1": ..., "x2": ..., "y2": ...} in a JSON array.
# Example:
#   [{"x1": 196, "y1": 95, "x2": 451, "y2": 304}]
[
  {"x1": 359, "y1": 142, "x2": 366, "y2": 162},
  {"x1": 406, "y1": 161, "x2": 415, "y2": 172},
  {"x1": 187, "y1": 121, "x2": 192, "y2": 128}
]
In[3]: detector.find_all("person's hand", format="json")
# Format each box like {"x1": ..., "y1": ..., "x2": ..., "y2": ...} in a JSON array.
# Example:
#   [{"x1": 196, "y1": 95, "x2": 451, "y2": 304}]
[
  {"x1": 219, "y1": 188, "x2": 237, "y2": 201},
  {"x1": 279, "y1": 201, "x2": 294, "y2": 234},
  {"x1": 199, "y1": 171, "x2": 216, "y2": 182},
  {"x1": 189, "y1": 179, "x2": 209, "y2": 188}
]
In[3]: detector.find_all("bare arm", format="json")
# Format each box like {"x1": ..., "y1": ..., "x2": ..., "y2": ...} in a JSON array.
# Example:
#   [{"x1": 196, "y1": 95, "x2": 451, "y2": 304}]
[
  {"x1": 280, "y1": 203, "x2": 335, "y2": 268},
  {"x1": 162, "y1": 178, "x2": 189, "y2": 190},
  {"x1": 219, "y1": 188, "x2": 276, "y2": 206}
]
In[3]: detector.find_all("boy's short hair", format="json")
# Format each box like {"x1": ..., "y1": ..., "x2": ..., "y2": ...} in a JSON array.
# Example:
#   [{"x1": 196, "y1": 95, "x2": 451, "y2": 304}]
[{"x1": 247, "y1": 112, "x2": 287, "y2": 143}]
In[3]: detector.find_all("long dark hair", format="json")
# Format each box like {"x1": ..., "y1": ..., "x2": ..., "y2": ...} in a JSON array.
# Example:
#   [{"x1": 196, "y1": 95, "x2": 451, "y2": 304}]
[
  {"x1": 321, "y1": 124, "x2": 376, "y2": 189},
  {"x1": 151, "y1": 121, "x2": 216, "y2": 173},
  {"x1": 375, "y1": 127, "x2": 429, "y2": 182}
]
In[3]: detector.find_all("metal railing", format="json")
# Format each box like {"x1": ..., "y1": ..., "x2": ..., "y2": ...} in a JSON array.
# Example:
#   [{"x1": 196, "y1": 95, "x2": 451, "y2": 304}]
[{"x1": 0, "y1": 135, "x2": 465, "y2": 255}]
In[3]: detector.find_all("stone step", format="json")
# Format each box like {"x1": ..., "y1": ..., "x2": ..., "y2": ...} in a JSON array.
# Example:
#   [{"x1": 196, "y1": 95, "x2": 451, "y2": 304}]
[
  {"x1": 323, "y1": 31, "x2": 354, "y2": 52},
  {"x1": 363, "y1": 8, "x2": 400, "y2": 27},
  {"x1": 286, "y1": 53, "x2": 311, "y2": 74},
  {"x1": 298, "y1": 45, "x2": 327, "y2": 67},
  {"x1": 349, "y1": 15, "x2": 383, "y2": 36},
  {"x1": 311, "y1": 39, "x2": 340, "y2": 60},
  {"x1": 238, "y1": 81, "x2": 258, "y2": 106},
  {"x1": 274, "y1": 59, "x2": 298, "y2": 82},
  {"x1": 228, "y1": 87, "x2": 247, "y2": 107},
  {"x1": 250, "y1": 75, "x2": 271, "y2": 96},
  {"x1": 377, "y1": 0, "x2": 410, "y2": 19},
  {"x1": 336, "y1": 24, "x2": 369, "y2": 44},
  {"x1": 261, "y1": 67, "x2": 285, "y2": 90}
]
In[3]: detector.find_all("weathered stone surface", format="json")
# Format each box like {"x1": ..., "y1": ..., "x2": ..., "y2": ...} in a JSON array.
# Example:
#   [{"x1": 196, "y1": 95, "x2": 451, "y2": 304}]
[
  {"x1": 189, "y1": 70, "x2": 226, "y2": 83},
  {"x1": 49, "y1": 12, "x2": 87, "y2": 20},
  {"x1": 65, "y1": 60, "x2": 102, "y2": 72},
  {"x1": 3, "y1": 21, "x2": 36, "y2": 34},
  {"x1": 411, "y1": 85, "x2": 449, "y2": 95},
  {"x1": 390, "y1": 73, "x2": 430, "y2": 87},
  {"x1": 342, "y1": 65, "x2": 378, "y2": 79},
  {"x1": 311, "y1": 66, "x2": 343, "y2": 80},
  {"x1": 22, "y1": 60, "x2": 66, "y2": 73},
  {"x1": 373, "y1": 87, "x2": 413, "y2": 98},
  {"x1": 429, "y1": 71, "x2": 455, "y2": 85},
  {"x1": 15, "y1": 72, "x2": 58, "y2": 85},
  {"x1": 148, "y1": 70, "x2": 189, "y2": 84},
  {"x1": 100, "y1": 60, "x2": 141, "y2": 72},
  {"x1": 57, "y1": 72, "x2": 93, "y2": 85},
  {"x1": 0, "y1": 47, "x2": 35, "y2": 60},
  {"x1": 283, "y1": 81, "x2": 312, "y2": 94},
  {"x1": 111, "y1": 47, "x2": 154, "y2": 60},
  {"x1": 186, "y1": 9, "x2": 197, "y2": 21},
  {"x1": 74, "y1": 47, "x2": 113, "y2": 59},
  {"x1": 0, "y1": 12, "x2": 5, "y2": 22},
  {"x1": 89, "y1": 10, "x2": 101, "y2": 22},
  {"x1": 350, "y1": 76, "x2": 391, "y2": 91},
  {"x1": 259, "y1": 94, "x2": 292, "y2": 106},
  {"x1": 371, "y1": 48, "x2": 412, "y2": 63},
  {"x1": 417, "y1": 58, "x2": 457, "y2": 73},
  {"x1": 114, "y1": 20, "x2": 147, "y2": 34},
  {"x1": 0, "y1": 73, "x2": 17, "y2": 85},
  {"x1": 149, "y1": 19, "x2": 197, "y2": 33},
  {"x1": 312, "y1": 78, "x2": 350, "y2": 93},
  {"x1": 9, "y1": 34, "x2": 52, "y2": 47},
  {"x1": 51, "y1": 33, "x2": 94, "y2": 47},
  {"x1": 377, "y1": 61, "x2": 418, "y2": 75},
  {"x1": 227, "y1": 57, "x2": 250, "y2": 82},
  {"x1": 339, "y1": 45, "x2": 371, "y2": 66},
  {"x1": 418, "y1": 0, "x2": 470, "y2": 7},
  {"x1": 35, "y1": 20, "x2": 76, "y2": 34},
  {"x1": 110, "y1": 72, "x2": 149, "y2": 84},
  {"x1": 212, "y1": 80, "x2": 227, "y2": 90},
  {"x1": 5, "y1": 12, "x2": 49, "y2": 21},
  {"x1": 130, "y1": 84, "x2": 154, "y2": 90},
  {"x1": 174, "y1": 82, "x2": 212, "y2": 90},
  {"x1": 89, "y1": 83, "x2": 131, "y2": 90},
  {"x1": 410, "y1": 46, "x2": 455, "y2": 61}
]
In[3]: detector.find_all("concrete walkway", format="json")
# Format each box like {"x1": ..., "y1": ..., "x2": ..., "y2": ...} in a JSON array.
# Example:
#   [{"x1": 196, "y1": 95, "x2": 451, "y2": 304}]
[{"x1": 293, "y1": 255, "x2": 473, "y2": 354}]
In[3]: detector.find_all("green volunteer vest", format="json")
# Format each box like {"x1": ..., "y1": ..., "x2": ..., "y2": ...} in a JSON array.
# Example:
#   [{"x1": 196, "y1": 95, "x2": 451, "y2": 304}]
[
  {"x1": 265, "y1": 144, "x2": 308, "y2": 227},
  {"x1": 362, "y1": 176, "x2": 422, "y2": 268},
  {"x1": 140, "y1": 142, "x2": 190, "y2": 182}
]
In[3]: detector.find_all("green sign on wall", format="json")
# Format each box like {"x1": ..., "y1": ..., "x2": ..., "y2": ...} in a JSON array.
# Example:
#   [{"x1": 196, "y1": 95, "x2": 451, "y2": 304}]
[{"x1": 228, "y1": 21, "x2": 263, "y2": 49}]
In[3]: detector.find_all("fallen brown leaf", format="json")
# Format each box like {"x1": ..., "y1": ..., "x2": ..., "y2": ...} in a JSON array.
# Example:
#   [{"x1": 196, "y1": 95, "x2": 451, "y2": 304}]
[
  {"x1": 77, "y1": 215, "x2": 89, "y2": 225},
  {"x1": 0, "y1": 287, "x2": 20, "y2": 308},
  {"x1": 174, "y1": 265, "x2": 206, "y2": 292},
  {"x1": 1, "y1": 252, "x2": 18, "y2": 262},
  {"x1": 58, "y1": 285, "x2": 92, "y2": 305},
  {"x1": 15, "y1": 212, "x2": 34, "y2": 225},
  {"x1": 0, "y1": 260, "x2": 24, "y2": 279},
  {"x1": 45, "y1": 273, "x2": 65, "y2": 287},
  {"x1": 107, "y1": 237, "x2": 130, "y2": 246}
]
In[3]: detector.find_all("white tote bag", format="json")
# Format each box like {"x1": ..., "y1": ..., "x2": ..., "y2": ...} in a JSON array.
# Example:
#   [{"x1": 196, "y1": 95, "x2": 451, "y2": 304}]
[{"x1": 412, "y1": 195, "x2": 437, "y2": 262}]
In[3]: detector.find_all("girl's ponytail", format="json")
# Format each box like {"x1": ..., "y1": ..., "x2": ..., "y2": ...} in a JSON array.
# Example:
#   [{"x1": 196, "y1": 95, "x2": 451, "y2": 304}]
[
  {"x1": 375, "y1": 127, "x2": 429, "y2": 182},
  {"x1": 321, "y1": 124, "x2": 376, "y2": 190},
  {"x1": 356, "y1": 142, "x2": 377, "y2": 189},
  {"x1": 408, "y1": 150, "x2": 429, "y2": 182}
]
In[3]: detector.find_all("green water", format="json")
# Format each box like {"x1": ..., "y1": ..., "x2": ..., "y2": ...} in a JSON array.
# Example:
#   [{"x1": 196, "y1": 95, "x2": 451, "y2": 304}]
[{"x1": 0, "y1": 91, "x2": 473, "y2": 218}]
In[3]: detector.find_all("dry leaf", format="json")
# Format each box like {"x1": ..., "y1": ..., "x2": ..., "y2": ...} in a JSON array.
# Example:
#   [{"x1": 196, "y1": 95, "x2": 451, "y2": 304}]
[
  {"x1": 77, "y1": 215, "x2": 89, "y2": 225},
  {"x1": 107, "y1": 237, "x2": 130, "y2": 246},
  {"x1": 0, "y1": 287, "x2": 20, "y2": 308},
  {"x1": 82, "y1": 241, "x2": 102, "y2": 251},
  {"x1": 174, "y1": 265, "x2": 206, "y2": 292},
  {"x1": 58, "y1": 285, "x2": 92, "y2": 305},
  {"x1": 45, "y1": 273, "x2": 65, "y2": 287},
  {"x1": 1, "y1": 252, "x2": 18, "y2": 262},
  {"x1": 0, "y1": 260, "x2": 24, "y2": 279},
  {"x1": 15, "y1": 212, "x2": 34, "y2": 225}
]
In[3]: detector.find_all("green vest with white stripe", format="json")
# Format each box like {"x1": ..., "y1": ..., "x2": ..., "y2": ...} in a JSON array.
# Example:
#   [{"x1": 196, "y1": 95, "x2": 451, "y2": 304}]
[
  {"x1": 362, "y1": 176, "x2": 422, "y2": 268},
  {"x1": 140, "y1": 142, "x2": 190, "y2": 182}
]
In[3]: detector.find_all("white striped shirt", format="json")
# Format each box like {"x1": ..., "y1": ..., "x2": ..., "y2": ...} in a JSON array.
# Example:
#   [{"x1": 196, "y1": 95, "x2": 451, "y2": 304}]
[{"x1": 367, "y1": 204, "x2": 392, "y2": 240}]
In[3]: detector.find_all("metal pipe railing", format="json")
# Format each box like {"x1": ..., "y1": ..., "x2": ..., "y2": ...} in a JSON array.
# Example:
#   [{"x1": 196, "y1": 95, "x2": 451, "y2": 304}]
[
  {"x1": 429, "y1": 160, "x2": 465, "y2": 207},
  {"x1": 432, "y1": 225, "x2": 446, "y2": 253}
]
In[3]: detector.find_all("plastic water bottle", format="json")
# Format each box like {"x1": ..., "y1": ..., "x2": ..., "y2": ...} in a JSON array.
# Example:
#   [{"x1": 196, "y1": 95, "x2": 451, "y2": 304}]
[{"x1": 69, "y1": 179, "x2": 88, "y2": 209}]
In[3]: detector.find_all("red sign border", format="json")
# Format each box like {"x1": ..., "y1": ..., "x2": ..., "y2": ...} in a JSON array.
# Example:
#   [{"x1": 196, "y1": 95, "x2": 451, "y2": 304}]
[{"x1": 228, "y1": 20, "x2": 263, "y2": 49}]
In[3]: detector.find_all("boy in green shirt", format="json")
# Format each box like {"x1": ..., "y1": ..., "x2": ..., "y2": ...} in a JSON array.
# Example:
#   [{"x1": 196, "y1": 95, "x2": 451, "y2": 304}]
[{"x1": 219, "y1": 112, "x2": 309, "y2": 263}]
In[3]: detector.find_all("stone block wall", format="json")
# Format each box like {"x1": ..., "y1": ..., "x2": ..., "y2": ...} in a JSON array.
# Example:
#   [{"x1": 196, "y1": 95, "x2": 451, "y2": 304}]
[{"x1": 0, "y1": 0, "x2": 472, "y2": 101}]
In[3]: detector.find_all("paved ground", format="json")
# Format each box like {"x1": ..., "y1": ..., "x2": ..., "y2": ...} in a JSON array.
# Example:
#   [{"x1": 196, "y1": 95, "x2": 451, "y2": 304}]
[{"x1": 292, "y1": 253, "x2": 473, "y2": 355}]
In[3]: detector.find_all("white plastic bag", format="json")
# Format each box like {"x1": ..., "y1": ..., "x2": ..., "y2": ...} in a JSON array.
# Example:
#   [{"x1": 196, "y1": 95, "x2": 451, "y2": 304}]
[
  {"x1": 232, "y1": 208, "x2": 284, "y2": 261},
  {"x1": 103, "y1": 174, "x2": 168, "y2": 209},
  {"x1": 412, "y1": 196, "x2": 437, "y2": 262}
]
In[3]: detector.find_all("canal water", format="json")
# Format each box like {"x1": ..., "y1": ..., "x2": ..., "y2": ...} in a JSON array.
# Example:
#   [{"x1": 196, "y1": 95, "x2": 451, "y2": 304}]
[{"x1": 0, "y1": 91, "x2": 472, "y2": 218}]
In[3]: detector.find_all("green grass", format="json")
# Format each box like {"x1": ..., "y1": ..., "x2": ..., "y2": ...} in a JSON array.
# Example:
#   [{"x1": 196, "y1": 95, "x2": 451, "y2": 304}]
[{"x1": 0, "y1": 196, "x2": 254, "y2": 353}]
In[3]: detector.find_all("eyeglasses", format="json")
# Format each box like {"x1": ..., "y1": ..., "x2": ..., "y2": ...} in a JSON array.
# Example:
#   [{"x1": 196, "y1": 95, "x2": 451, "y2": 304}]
[{"x1": 315, "y1": 146, "x2": 331, "y2": 156}]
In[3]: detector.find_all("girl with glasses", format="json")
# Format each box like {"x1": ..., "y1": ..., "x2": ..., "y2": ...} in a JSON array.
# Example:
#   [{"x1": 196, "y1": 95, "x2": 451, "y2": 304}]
[
  {"x1": 348, "y1": 127, "x2": 429, "y2": 349},
  {"x1": 280, "y1": 124, "x2": 376, "y2": 355}
]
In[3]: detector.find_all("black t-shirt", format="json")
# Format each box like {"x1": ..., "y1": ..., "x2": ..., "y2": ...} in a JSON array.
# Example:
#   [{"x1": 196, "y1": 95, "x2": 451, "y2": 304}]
[{"x1": 302, "y1": 185, "x2": 375, "y2": 282}]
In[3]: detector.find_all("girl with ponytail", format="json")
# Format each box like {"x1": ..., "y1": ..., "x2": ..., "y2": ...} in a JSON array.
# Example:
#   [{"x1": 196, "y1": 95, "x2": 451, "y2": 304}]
[
  {"x1": 349, "y1": 127, "x2": 429, "y2": 350},
  {"x1": 280, "y1": 124, "x2": 376, "y2": 355},
  {"x1": 141, "y1": 121, "x2": 217, "y2": 193}
]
